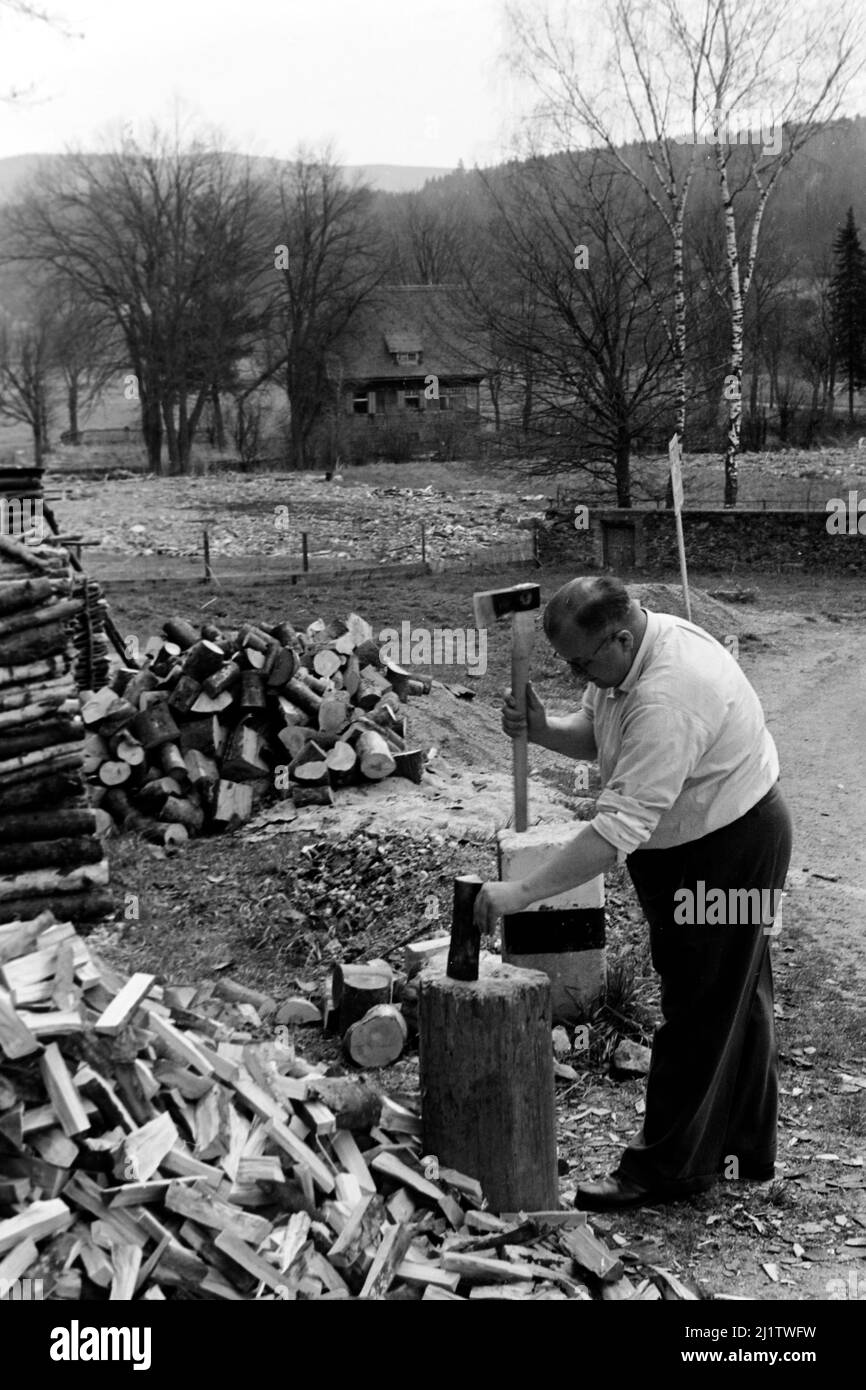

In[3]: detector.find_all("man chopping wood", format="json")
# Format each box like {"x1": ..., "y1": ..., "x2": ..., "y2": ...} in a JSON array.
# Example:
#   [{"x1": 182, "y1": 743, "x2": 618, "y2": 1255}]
[{"x1": 474, "y1": 576, "x2": 792, "y2": 1210}]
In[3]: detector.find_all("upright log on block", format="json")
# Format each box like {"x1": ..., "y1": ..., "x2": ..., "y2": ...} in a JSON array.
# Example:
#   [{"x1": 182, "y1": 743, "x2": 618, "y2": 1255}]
[{"x1": 418, "y1": 957, "x2": 558, "y2": 1214}]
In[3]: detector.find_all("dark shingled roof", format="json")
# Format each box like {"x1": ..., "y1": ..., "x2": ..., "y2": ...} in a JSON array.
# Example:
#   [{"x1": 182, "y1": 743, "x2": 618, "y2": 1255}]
[{"x1": 339, "y1": 285, "x2": 487, "y2": 384}]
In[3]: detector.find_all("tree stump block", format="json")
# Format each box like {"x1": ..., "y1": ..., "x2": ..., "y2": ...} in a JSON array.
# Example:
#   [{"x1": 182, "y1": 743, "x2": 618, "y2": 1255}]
[{"x1": 418, "y1": 956, "x2": 558, "y2": 1214}]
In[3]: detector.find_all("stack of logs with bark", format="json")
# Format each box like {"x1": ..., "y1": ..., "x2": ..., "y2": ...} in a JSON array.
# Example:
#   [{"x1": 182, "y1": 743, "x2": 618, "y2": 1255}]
[
  {"x1": 0, "y1": 910, "x2": 656, "y2": 1302},
  {"x1": 0, "y1": 536, "x2": 111, "y2": 927},
  {"x1": 87, "y1": 611, "x2": 431, "y2": 846}
]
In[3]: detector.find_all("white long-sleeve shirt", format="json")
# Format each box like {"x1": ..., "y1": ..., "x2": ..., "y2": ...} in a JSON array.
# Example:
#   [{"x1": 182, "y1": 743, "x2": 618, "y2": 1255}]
[{"x1": 583, "y1": 609, "x2": 779, "y2": 858}]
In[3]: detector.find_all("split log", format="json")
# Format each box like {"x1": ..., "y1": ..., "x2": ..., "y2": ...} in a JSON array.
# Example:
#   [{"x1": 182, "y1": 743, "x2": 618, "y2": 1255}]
[
  {"x1": 306, "y1": 1077, "x2": 383, "y2": 1131},
  {"x1": 211, "y1": 780, "x2": 253, "y2": 830},
  {"x1": 163, "y1": 617, "x2": 198, "y2": 651},
  {"x1": 159, "y1": 743, "x2": 189, "y2": 784},
  {"x1": 182, "y1": 640, "x2": 225, "y2": 682},
  {"x1": 274, "y1": 697, "x2": 309, "y2": 730},
  {"x1": 144, "y1": 823, "x2": 189, "y2": 850},
  {"x1": 325, "y1": 742, "x2": 357, "y2": 789},
  {"x1": 292, "y1": 757, "x2": 330, "y2": 789},
  {"x1": 123, "y1": 668, "x2": 160, "y2": 708},
  {"x1": 177, "y1": 716, "x2": 220, "y2": 758},
  {"x1": 343, "y1": 1005, "x2": 407, "y2": 1069},
  {"x1": 190, "y1": 689, "x2": 234, "y2": 715},
  {"x1": 332, "y1": 962, "x2": 393, "y2": 1033},
  {"x1": 82, "y1": 732, "x2": 109, "y2": 773},
  {"x1": 168, "y1": 675, "x2": 201, "y2": 714},
  {"x1": 355, "y1": 729, "x2": 396, "y2": 781},
  {"x1": 240, "y1": 671, "x2": 266, "y2": 709},
  {"x1": 183, "y1": 751, "x2": 218, "y2": 797},
  {"x1": 342, "y1": 653, "x2": 361, "y2": 698},
  {"x1": 113, "y1": 734, "x2": 145, "y2": 767},
  {"x1": 221, "y1": 721, "x2": 268, "y2": 781},
  {"x1": 202, "y1": 662, "x2": 241, "y2": 699},
  {"x1": 393, "y1": 748, "x2": 425, "y2": 784},
  {"x1": 130, "y1": 700, "x2": 180, "y2": 751},
  {"x1": 160, "y1": 797, "x2": 204, "y2": 834},
  {"x1": 318, "y1": 693, "x2": 350, "y2": 734},
  {"x1": 136, "y1": 777, "x2": 183, "y2": 810},
  {"x1": 291, "y1": 784, "x2": 334, "y2": 808},
  {"x1": 407, "y1": 676, "x2": 432, "y2": 696},
  {"x1": 266, "y1": 648, "x2": 297, "y2": 689},
  {"x1": 354, "y1": 638, "x2": 382, "y2": 669},
  {"x1": 95, "y1": 699, "x2": 137, "y2": 740},
  {"x1": 418, "y1": 957, "x2": 558, "y2": 1213},
  {"x1": 284, "y1": 678, "x2": 321, "y2": 717},
  {"x1": 279, "y1": 727, "x2": 341, "y2": 760}
]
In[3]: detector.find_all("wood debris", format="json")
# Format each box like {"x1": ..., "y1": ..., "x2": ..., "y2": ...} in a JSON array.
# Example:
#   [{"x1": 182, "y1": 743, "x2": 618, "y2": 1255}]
[{"x1": 0, "y1": 909, "x2": 684, "y2": 1301}]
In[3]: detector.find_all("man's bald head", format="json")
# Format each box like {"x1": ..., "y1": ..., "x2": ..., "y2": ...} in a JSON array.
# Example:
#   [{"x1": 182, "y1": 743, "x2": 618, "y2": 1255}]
[{"x1": 543, "y1": 576, "x2": 636, "y2": 642}]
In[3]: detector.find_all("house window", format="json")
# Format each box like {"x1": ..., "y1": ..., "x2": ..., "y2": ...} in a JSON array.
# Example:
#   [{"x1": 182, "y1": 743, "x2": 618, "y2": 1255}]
[
  {"x1": 438, "y1": 386, "x2": 466, "y2": 411},
  {"x1": 353, "y1": 392, "x2": 369, "y2": 414},
  {"x1": 403, "y1": 388, "x2": 421, "y2": 410},
  {"x1": 395, "y1": 352, "x2": 420, "y2": 365}
]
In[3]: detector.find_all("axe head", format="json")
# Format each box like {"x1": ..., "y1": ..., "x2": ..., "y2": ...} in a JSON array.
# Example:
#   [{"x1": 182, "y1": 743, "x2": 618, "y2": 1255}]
[{"x1": 473, "y1": 582, "x2": 541, "y2": 629}]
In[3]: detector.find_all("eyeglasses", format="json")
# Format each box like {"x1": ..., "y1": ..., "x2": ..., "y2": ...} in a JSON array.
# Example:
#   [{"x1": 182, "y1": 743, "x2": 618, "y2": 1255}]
[{"x1": 564, "y1": 630, "x2": 617, "y2": 675}]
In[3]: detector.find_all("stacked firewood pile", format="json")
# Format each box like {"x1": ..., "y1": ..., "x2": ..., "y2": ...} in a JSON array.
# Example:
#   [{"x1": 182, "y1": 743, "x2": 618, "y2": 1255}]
[
  {"x1": 87, "y1": 612, "x2": 432, "y2": 846},
  {"x1": 0, "y1": 911, "x2": 679, "y2": 1302},
  {"x1": 68, "y1": 575, "x2": 111, "y2": 694},
  {"x1": 0, "y1": 537, "x2": 111, "y2": 927}
]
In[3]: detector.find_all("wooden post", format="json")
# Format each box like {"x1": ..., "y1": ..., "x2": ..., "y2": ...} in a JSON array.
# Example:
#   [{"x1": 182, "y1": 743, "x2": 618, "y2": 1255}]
[
  {"x1": 203, "y1": 529, "x2": 213, "y2": 584},
  {"x1": 420, "y1": 523, "x2": 426, "y2": 565},
  {"x1": 301, "y1": 533, "x2": 309, "y2": 572},
  {"x1": 418, "y1": 957, "x2": 558, "y2": 1213}
]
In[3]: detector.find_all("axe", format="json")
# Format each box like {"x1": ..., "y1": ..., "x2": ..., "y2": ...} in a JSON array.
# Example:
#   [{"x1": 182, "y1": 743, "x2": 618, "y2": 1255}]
[{"x1": 473, "y1": 581, "x2": 541, "y2": 832}]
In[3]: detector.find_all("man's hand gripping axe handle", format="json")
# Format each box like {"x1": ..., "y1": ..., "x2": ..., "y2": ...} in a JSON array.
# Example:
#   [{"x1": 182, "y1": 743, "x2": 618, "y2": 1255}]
[{"x1": 473, "y1": 582, "x2": 541, "y2": 833}]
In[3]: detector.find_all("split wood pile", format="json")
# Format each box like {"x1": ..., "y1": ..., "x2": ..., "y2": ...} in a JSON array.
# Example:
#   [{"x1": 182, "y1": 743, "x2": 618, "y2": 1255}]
[
  {"x1": 89, "y1": 611, "x2": 432, "y2": 845},
  {"x1": 0, "y1": 536, "x2": 111, "y2": 927},
  {"x1": 0, "y1": 911, "x2": 677, "y2": 1302}
]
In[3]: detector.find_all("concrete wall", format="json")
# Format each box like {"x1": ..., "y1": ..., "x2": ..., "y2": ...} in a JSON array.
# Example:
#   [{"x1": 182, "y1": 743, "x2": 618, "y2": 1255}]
[{"x1": 540, "y1": 507, "x2": 866, "y2": 573}]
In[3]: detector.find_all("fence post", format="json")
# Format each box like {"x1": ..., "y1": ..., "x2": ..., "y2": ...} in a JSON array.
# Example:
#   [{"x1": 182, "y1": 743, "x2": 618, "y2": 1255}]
[
  {"x1": 301, "y1": 532, "x2": 309, "y2": 572},
  {"x1": 421, "y1": 523, "x2": 426, "y2": 565},
  {"x1": 203, "y1": 528, "x2": 213, "y2": 583}
]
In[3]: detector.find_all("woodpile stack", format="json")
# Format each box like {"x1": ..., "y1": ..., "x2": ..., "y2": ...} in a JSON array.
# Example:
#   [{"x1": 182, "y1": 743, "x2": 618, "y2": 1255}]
[
  {"x1": 0, "y1": 536, "x2": 111, "y2": 927},
  {"x1": 0, "y1": 911, "x2": 671, "y2": 1302},
  {"x1": 89, "y1": 611, "x2": 432, "y2": 844}
]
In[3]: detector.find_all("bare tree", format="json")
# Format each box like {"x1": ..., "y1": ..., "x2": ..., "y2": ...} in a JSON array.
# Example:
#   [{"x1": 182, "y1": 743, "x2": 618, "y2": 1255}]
[
  {"x1": 473, "y1": 153, "x2": 677, "y2": 504},
  {"x1": 503, "y1": 0, "x2": 864, "y2": 503},
  {"x1": 0, "y1": 301, "x2": 54, "y2": 464},
  {"x1": 503, "y1": 0, "x2": 715, "y2": 481},
  {"x1": 2, "y1": 128, "x2": 272, "y2": 473},
  {"x1": 256, "y1": 152, "x2": 385, "y2": 469}
]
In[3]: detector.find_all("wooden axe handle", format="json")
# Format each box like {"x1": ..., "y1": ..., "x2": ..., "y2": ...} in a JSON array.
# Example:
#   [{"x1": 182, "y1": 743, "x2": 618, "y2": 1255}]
[{"x1": 510, "y1": 610, "x2": 535, "y2": 833}]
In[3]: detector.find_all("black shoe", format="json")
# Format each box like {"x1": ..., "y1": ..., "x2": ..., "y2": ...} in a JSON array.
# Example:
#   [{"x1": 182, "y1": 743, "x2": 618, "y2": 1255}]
[
  {"x1": 574, "y1": 1173, "x2": 655, "y2": 1210},
  {"x1": 575, "y1": 1171, "x2": 715, "y2": 1210}
]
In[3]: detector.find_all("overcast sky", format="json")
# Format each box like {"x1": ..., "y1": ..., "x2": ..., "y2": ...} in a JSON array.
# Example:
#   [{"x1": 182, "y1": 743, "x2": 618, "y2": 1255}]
[{"x1": 0, "y1": 0, "x2": 526, "y2": 167}]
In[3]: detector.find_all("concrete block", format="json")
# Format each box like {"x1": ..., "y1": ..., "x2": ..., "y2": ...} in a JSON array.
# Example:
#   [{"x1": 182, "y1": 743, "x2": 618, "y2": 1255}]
[{"x1": 497, "y1": 825, "x2": 606, "y2": 1022}]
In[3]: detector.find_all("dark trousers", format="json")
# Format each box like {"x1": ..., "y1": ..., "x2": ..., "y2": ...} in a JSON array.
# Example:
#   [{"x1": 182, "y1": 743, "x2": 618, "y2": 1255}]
[{"x1": 618, "y1": 783, "x2": 793, "y2": 1192}]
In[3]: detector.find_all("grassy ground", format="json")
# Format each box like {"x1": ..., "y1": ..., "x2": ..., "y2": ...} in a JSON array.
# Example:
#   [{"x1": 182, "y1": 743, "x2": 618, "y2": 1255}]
[{"x1": 82, "y1": 558, "x2": 866, "y2": 1302}]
